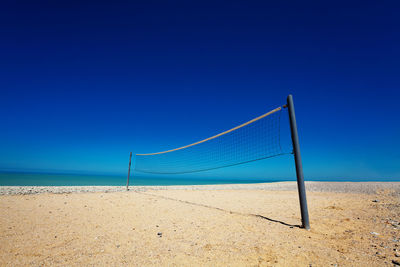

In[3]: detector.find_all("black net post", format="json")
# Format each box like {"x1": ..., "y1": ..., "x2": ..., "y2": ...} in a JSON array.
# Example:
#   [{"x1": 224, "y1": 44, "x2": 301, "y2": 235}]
[
  {"x1": 287, "y1": 95, "x2": 310, "y2": 230},
  {"x1": 126, "y1": 152, "x2": 132, "y2": 191}
]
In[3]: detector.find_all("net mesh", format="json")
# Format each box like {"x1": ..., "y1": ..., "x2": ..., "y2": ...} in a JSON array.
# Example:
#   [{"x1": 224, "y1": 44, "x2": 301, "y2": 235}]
[{"x1": 134, "y1": 107, "x2": 287, "y2": 174}]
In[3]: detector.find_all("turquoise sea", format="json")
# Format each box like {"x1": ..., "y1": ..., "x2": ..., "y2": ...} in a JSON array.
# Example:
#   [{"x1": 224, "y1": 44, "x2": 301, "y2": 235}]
[
  {"x1": 0, "y1": 172, "x2": 398, "y2": 186},
  {"x1": 0, "y1": 172, "x2": 285, "y2": 186}
]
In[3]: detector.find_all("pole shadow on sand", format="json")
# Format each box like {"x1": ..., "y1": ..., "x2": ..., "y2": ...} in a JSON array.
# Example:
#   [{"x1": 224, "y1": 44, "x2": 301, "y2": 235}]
[{"x1": 136, "y1": 191, "x2": 301, "y2": 229}]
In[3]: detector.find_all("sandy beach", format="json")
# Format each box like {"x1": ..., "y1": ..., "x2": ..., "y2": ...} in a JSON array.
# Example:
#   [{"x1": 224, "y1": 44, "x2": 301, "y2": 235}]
[{"x1": 1, "y1": 182, "x2": 400, "y2": 266}]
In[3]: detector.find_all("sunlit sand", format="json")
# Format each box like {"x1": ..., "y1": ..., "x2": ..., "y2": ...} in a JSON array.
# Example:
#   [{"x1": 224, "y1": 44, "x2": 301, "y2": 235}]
[{"x1": 1, "y1": 182, "x2": 399, "y2": 266}]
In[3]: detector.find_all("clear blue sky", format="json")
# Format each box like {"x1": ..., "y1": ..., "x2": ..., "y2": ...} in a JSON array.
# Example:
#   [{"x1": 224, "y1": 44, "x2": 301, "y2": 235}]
[{"x1": 0, "y1": 1, "x2": 399, "y2": 180}]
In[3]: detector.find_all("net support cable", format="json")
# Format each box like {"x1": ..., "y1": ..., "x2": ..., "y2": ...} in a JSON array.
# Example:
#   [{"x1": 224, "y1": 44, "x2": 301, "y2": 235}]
[{"x1": 134, "y1": 106, "x2": 290, "y2": 174}]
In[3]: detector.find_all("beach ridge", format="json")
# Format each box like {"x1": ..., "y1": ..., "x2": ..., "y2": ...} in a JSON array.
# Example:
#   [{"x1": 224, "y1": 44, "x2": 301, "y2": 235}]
[{"x1": 1, "y1": 181, "x2": 400, "y2": 195}]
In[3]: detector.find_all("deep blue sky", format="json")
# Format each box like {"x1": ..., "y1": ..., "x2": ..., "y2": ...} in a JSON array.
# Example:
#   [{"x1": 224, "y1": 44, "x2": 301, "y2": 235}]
[{"x1": 0, "y1": 1, "x2": 399, "y2": 180}]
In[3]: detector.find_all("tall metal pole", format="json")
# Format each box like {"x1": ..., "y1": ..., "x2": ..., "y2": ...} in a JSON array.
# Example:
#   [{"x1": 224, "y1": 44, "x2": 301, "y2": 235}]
[
  {"x1": 126, "y1": 152, "x2": 132, "y2": 191},
  {"x1": 287, "y1": 95, "x2": 310, "y2": 229}
]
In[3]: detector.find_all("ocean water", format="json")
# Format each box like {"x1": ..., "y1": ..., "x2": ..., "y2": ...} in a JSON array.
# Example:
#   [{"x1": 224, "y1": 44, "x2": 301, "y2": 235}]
[
  {"x1": 0, "y1": 172, "x2": 283, "y2": 186},
  {"x1": 1, "y1": 172, "x2": 397, "y2": 186}
]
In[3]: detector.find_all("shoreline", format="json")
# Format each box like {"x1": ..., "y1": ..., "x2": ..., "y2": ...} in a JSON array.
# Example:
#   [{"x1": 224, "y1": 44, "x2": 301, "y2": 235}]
[{"x1": 1, "y1": 181, "x2": 400, "y2": 195}]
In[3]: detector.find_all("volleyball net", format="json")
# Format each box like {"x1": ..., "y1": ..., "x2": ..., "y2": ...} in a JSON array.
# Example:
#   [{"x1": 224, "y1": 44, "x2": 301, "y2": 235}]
[
  {"x1": 133, "y1": 106, "x2": 290, "y2": 174},
  {"x1": 129, "y1": 95, "x2": 310, "y2": 229}
]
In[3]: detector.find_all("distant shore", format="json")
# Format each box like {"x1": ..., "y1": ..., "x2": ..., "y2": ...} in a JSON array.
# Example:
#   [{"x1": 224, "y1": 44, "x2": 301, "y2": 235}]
[{"x1": 1, "y1": 181, "x2": 400, "y2": 195}]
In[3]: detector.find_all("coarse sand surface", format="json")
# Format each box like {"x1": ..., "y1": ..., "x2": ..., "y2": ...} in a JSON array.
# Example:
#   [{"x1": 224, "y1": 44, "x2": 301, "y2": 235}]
[{"x1": 1, "y1": 182, "x2": 400, "y2": 266}]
